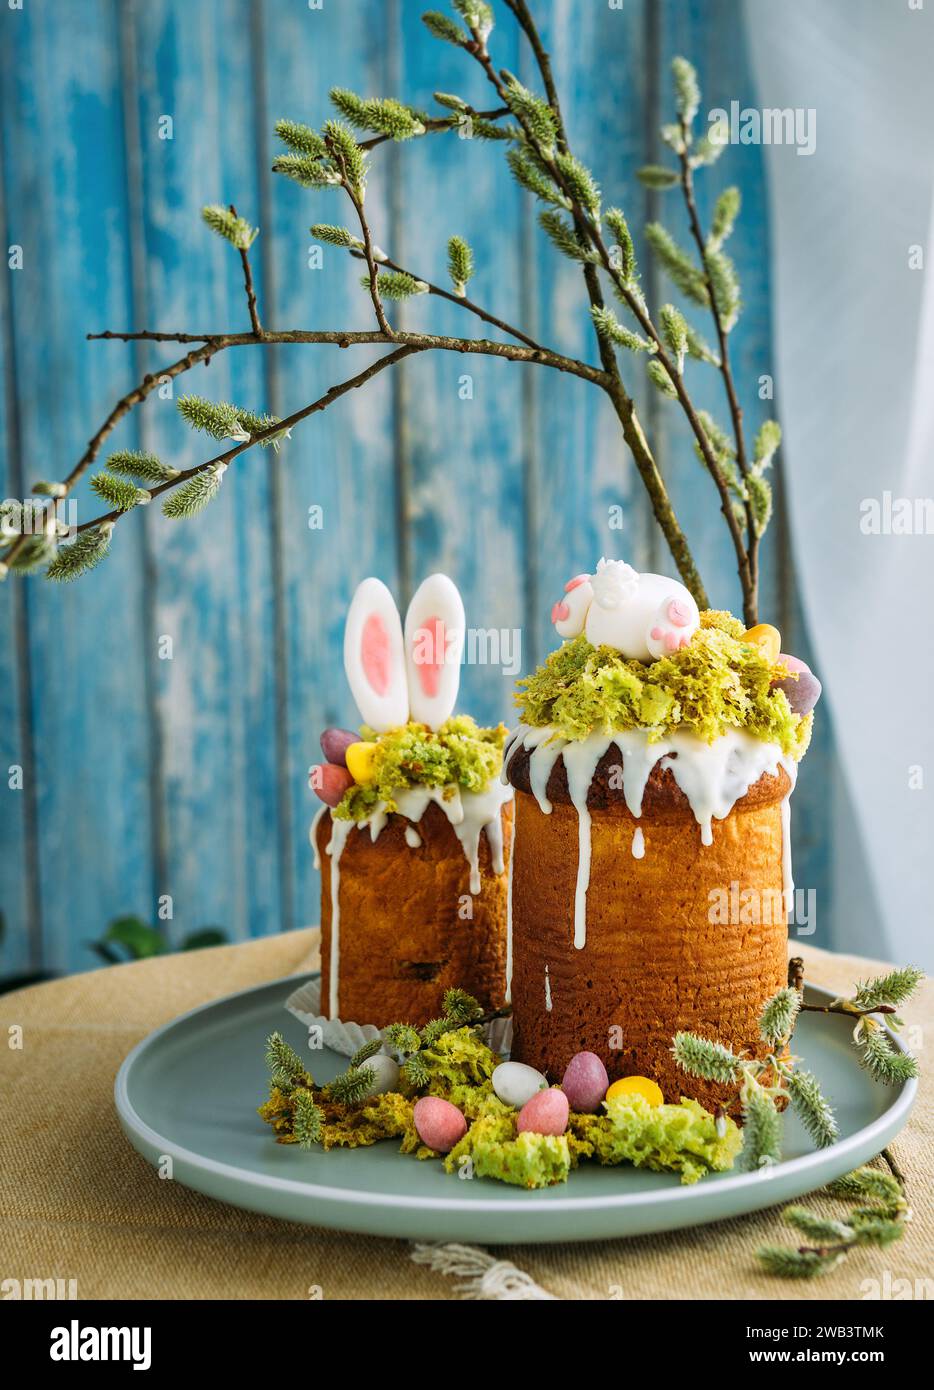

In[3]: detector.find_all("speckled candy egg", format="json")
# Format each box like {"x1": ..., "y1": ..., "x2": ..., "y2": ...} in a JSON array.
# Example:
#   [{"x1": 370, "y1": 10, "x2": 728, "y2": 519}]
[
  {"x1": 360, "y1": 1053, "x2": 400, "y2": 1098},
  {"x1": 413, "y1": 1096, "x2": 467, "y2": 1153},
  {"x1": 560, "y1": 1051, "x2": 609, "y2": 1113},
  {"x1": 319, "y1": 727, "x2": 360, "y2": 767},
  {"x1": 516, "y1": 1087, "x2": 570, "y2": 1137},
  {"x1": 492, "y1": 1061, "x2": 548, "y2": 1110}
]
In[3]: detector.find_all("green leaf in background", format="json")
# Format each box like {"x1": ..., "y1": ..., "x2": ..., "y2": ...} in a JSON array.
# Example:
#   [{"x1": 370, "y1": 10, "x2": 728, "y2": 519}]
[{"x1": 181, "y1": 928, "x2": 228, "y2": 951}]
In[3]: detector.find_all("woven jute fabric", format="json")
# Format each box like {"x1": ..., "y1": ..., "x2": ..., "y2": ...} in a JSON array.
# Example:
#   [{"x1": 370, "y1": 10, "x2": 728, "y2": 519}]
[{"x1": 1, "y1": 931, "x2": 930, "y2": 1301}]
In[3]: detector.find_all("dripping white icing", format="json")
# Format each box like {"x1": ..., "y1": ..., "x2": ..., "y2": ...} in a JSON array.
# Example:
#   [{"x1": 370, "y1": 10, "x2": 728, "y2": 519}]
[
  {"x1": 631, "y1": 826, "x2": 645, "y2": 859},
  {"x1": 309, "y1": 805, "x2": 327, "y2": 871},
  {"x1": 505, "y1": 722, "x2": 797, "y2": 950},
  {"x1": 505, "y1": 798, "x2": 516, "y2": 1005},
  {"x1": 317, "y1": 780, "x2": 513, "y2": 1018},
  {"x1": 325, "y1": 819, "x2": 354, "y2": 1019},
  {"x1": 544, "y1": 963, "x2": 553, "y2": 1012},
  {"x1": 780, "y1": 756, "x2": 798, "y2": 922}
]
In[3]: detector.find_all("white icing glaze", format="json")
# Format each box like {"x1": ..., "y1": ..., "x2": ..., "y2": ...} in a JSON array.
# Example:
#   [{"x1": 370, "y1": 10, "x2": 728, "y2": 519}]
[
  {"x1": 317, "y1": 780, "x2": 513, "y2": 1018},
  {"x1": 544, "y1": 963, "x2": 553, "y2": 1012},
  {"x1": 505, "y1": 722, "x2": 797, "y2": 950},
  {"x1": 631, "y1": 826, "x2": 645, "y2": 859},
  {"x1": 505, "y1": 800, "x2": 516, "y2": 1005},
  {"x1": 310, "y1": 805, "x2": 327, "y2": 871},
  {"x1": 780, "y1": 757, "x2": 798, "y2": 921},
  {"x1": 325, "y1": 819, "x2": 354, "y2": 1019}
]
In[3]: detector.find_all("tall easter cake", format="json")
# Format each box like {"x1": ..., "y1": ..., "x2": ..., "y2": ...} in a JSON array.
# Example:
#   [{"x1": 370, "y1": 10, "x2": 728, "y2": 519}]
[
  {"x1": 311, "y1": 574, "x2": 513, "y2": 1027},
  {"x1": 503, "y1": 559, "x2": 821, "y2": 1109}
]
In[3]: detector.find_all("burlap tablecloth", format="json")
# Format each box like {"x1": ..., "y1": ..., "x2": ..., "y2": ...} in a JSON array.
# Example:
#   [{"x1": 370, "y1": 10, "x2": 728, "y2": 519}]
[{"x1": 1, "y1": 931, "x2": 930, "y2": 1300}]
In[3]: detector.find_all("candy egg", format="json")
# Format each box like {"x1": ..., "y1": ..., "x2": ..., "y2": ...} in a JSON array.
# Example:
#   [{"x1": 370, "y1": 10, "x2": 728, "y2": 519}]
[
  {"x1": 605, "y1": 1075, "x2": 664, "y2": 1107},
  {"x1": 309, "y1": 762, "x2": 354, "y2": 807},
  {"x1": 561, "y1": 1051, "x2": 609, "y2": 1113},
  {"x1": 345, "y1": 740, "x2": 379, "y2": 784},
  {"x1": 775, "y1": 652, "x2": 809, "y2": 675},
  {"x1": 773, "y1": 668, "x2": 822, "y2": 717},
  {"x1": 413, "y1": 1096, "x2": 467, "y2": 1153},
  {"x1": 516, "y1": 1087, "x2": 569, "y2": 1137},
  {"x1": 743, "y1": 623, "x2": 781, "y2": 663},
  {"x1": 492, "y1": 1061, "x2": 548, "y2": 1110},
  {"x1": 359, "y1": 1053, "x2": 400, "y2": 1098},
  {"x1": 320, "y1": 727, "x2": 359, "y2": 767}
]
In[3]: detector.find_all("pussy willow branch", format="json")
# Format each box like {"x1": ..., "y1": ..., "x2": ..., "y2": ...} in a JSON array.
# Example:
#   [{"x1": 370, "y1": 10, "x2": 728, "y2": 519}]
[
  {"x1": 675, "y1": 125, "x2": 759, "y2": 612},
  {"x1": 0, "y1": 342, "x2": 219, "y2": 570},
  {"x1": 463, "y1": 13, "x2": 710, "y2": 608},
  {"x1": 71, "y1": 346, "x2": 421, "y2": 537},
  {"x1": 469, "y1": 13, "x2": 752, "y2": 618},
  {"x1": 358, "y1": 103, "x2": 510, "y2": 150}
]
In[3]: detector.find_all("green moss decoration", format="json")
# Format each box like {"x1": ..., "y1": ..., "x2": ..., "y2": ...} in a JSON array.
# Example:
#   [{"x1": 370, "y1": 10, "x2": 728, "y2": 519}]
[
  {"x1": 570, "y1": 1094, "x2": 742, "y2": 1185},
  {"x1": 334, "y1": 715, "x2": 507, "y2": 822},
  {"x1": 515, "y1": 617, "x2": 812, "y2": 756}
]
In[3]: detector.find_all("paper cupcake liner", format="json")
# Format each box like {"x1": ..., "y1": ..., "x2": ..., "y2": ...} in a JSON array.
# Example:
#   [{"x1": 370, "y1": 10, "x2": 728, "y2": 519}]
[{"x1": 285, "y1": 976, "x2": 514, "y2": 1059}]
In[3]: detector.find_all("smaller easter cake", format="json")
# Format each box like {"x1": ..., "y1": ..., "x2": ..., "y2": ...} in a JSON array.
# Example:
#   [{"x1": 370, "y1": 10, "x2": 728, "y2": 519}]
[
  {"x1": 503, "y1": 558, "x2": 822, "y2": 1108},
  {"x1": 310, "y1": 574, "x2": 514, "y2": 1028}
]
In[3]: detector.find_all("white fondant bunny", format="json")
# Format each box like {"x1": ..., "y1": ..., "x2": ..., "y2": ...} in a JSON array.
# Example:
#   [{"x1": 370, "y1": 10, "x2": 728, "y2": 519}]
[
  {"x1": 344, "y1": 573, "x2": 466, "y2": 731},
  {"x1": 550, "y1": 557, "x2": 700, "y2": 662}
]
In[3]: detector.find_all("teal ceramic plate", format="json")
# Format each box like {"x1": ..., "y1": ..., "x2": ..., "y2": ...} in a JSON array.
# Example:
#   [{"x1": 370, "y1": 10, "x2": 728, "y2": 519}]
[{"x1": 115, "y1": 976, "x2": 916, "y2": 1244}]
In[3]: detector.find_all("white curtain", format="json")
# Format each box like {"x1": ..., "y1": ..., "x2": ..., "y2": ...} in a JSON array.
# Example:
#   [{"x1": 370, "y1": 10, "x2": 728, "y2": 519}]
[{"x1": 744, "y1": 0, "x2": 934, "y2": 966}]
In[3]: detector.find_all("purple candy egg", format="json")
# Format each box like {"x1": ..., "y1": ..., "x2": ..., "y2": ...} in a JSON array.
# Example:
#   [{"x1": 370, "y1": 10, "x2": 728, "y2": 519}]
[
  {"x1": 320, "y1": 727, "x2": 360, "y2": 767},
  {"x1": 773, "y1": 669, "x2": 822, "y2": 716},
  {"x1": 561, "y1": 1050, "x2": 609, "y2": 1113}
]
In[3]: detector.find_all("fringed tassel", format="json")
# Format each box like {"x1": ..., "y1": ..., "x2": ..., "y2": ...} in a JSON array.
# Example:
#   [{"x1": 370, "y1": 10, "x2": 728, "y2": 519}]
[{"x1": 410, "y1": 1242, "x2": 556, "y2": 1300}]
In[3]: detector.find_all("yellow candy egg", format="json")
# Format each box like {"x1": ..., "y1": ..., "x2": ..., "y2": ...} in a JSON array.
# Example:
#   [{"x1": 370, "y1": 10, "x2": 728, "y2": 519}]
[
  {"x1": 345, "y1": 740, "x2": 379, "y2": 784},
  {"x1": 605, "y1": 1075, "x2": 664, "y2": 1107},
  {"x1": 743, "y1": 623, "x2": 781, "y2": 664}
]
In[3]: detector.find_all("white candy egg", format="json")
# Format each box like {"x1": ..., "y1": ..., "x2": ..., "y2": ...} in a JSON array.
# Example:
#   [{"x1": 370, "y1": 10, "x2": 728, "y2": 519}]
[
  {"x1": 492, "y1": 1060, "x2": 548, "y2": 1109},
  {"x1": 360, "y1": 1052, "x2": 401, "y2": 1098}
]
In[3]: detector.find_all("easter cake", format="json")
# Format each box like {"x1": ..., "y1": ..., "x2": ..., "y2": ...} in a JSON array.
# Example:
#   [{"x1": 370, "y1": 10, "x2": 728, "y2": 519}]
[
  {"x1": 310, "y1": 574, "x2": 513, "y2": 1028},
  {"x1": 503, "y1": 558, "x2": 821, "y2": 1109}
]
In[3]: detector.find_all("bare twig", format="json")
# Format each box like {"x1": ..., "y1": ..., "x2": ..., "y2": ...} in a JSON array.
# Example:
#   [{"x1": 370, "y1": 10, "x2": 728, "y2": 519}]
[
  {"x1": 84, "y1": 327, "x2": 605, "y2": 381},
  {"x1": 347, "y1": 247, "x2": 543, "y2": 351},
  {"x1": 342, "y1": 178, "x2": 393, "y2": 337},
  {"x1": 230, "y1": 203, "x2": 263, "y2": 336}
]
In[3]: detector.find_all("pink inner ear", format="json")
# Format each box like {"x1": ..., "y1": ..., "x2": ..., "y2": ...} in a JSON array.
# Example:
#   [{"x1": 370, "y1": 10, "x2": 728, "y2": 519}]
[
  {"x1": 361, "y1": 613, "x2": 392, "y2": 695},
  {"x1": 413, "y1": 615, "x2": 445, "y2": 697},
  {"x1": 564, "y1": 574, "x2": 589, "y2": 593}
]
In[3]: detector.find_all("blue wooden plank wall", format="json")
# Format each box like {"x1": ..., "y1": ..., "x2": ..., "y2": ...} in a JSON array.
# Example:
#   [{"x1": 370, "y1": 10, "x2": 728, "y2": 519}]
[{"x1": 0, "y1": 0, "x2": 833, "y2": 975}]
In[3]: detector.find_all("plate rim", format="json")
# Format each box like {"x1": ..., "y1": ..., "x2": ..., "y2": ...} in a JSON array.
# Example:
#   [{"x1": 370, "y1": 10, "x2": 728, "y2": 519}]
[{"x1": 114, "y1": 972, "x2": 918, "y2": 1218}]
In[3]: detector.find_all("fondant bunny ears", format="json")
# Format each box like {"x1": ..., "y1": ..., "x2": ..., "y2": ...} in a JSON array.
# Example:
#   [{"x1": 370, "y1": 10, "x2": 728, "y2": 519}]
[{"x1": 344, "y1": 573, "x2": 466, "y2": 732}]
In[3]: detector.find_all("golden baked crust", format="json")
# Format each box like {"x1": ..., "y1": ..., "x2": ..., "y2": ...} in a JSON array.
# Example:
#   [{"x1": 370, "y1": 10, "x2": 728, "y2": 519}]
[
  {"x1": 318, "y1": 799, "x2": 512, "y2": 1027},
  {"x1": 508, "y1": 784, "x2": 789, "y2": 1107}
]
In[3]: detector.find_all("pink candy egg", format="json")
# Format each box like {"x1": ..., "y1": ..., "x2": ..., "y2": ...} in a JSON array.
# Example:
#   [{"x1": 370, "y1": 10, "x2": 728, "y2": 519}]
[
  {"x1": 517, "y1": 1087, "x2": 570, "y2": 1137},
  {"x1": 309, "y1": 762, "x2": 354, "y2": 807},
  {"x1": 560, "y1": 1051, "x2": 609, "y2": 1113},
  {"x1": 413, "y1": 1096, "x2": 467, "y2": 1153},
  {"x1": 776, "y1": 652, "x2": 809, "y2": 675},
  {"x1": 319, "y1": 727, "x2": 359, "y2": 767}
]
